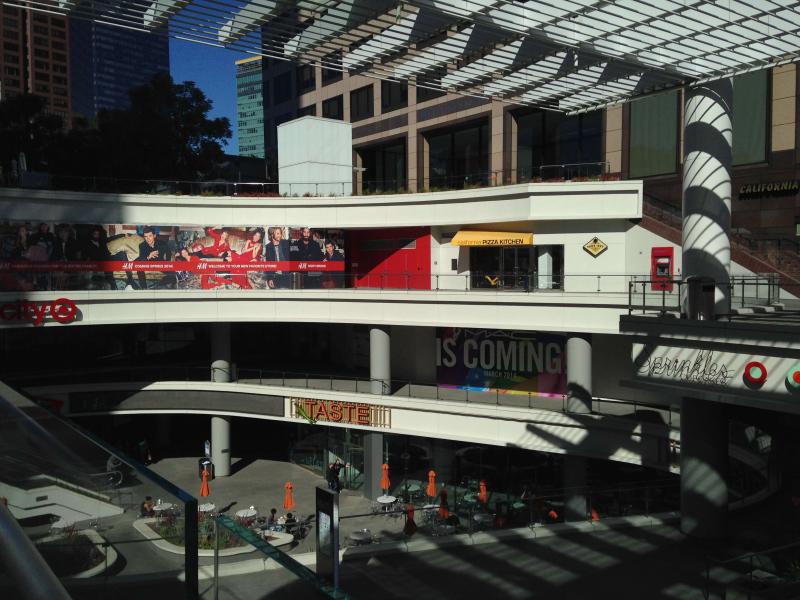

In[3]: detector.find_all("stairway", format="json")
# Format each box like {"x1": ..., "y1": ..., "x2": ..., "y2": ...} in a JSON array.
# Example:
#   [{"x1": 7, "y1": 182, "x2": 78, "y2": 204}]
[{"x1": 642, "y1": 196, "x2": 800, "y2": 300}]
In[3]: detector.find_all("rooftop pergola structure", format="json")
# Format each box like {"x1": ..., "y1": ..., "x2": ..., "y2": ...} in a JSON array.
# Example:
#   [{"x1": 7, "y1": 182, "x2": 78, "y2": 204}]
[{"x1": 11, "y1": 0, "x2": 800, "y2": 112}]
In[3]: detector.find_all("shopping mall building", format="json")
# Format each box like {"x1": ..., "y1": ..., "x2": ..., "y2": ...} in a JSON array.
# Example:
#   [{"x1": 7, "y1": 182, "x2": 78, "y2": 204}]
[{"x1": 3, "y1": 1, "x2": 800, "y2": 597}]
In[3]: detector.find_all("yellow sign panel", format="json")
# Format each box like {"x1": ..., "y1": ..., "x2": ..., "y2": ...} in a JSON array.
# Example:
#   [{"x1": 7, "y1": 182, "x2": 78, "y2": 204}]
[
  {"x1": 451, "y1": 230, "x2": 533, "y2": 246},
  {"x1": 583, "y1": 237, "x2": 608, "y2": 257}
]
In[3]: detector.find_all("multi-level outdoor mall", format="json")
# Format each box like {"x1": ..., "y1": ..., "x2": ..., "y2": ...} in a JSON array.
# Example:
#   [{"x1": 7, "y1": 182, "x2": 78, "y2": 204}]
[{"x1": 3, "y1": 1, "x2": 800, "y2": 599}]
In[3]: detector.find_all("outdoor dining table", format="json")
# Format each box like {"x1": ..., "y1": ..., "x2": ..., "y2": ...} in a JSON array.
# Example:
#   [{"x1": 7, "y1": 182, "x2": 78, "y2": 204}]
[
  {"x1": 348, "y1": 529, "x2": 372, "y2": 545},
  {"x1": 376, "y1": 495, "x2": 396, "y2": 505},
  {"x1": 235, "y1": 507, "x2": 258, "y2": 525},
  {"x1": 198, "y1": 502, "x2": 215, "y2": 513},
  {"x1": 153, "y1": 502, "x2": 174, "y2": 512},
  {"x1": 473, "y1": 512, "x2": 494, "y2": 525}
]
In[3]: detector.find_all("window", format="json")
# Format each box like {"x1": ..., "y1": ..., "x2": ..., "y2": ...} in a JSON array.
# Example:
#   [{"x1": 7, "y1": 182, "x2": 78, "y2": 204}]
[
  {"x1": 427, "y1": 120, "x2": 489, "y2": 189},
  {"x1": 733, "y1": 70, "x2": 768, "y2": 165},
  {"x1": 3, "y1": 17, "x2": 18, "y2": 27},
  {"x1": 34, "y1": 72, "x2": 49, "y2": 81},
  {"x1": 417, "y1": 84, "x2": 446, "y2": 103},
  {"x1": 33, "y1": 49, "x2": 49, "y2": 59},
  {"x1": 3, "y1": 66, "x2": 19, "y2": 76},
  {"x1": 629, "y1": 90, "x2": 679, "y2": 178},
  {"x1": 33, "y1": 25, "x2": 48, "y2": 34},
  {"x1": 52, "y1": 41, "x2": 65, "y2": 50},
  {"x1": 516, "y1": 109, "x2": 602, "y2": 180},
  {"x1": 52, "y1": 52, "x2": 66, "y2": 62},
  {"x1": 34, "y1": 83, "x2": 49, "y2": 93},
  {"x1": 33, "y1": 36, "x2": 48, "y2": 47},
  {"x1": 273, "y1": 71, "x2": 292, "y2": 104},
  {"x1": 297, "y1": 104, "x2": 317, "y2": 117},
  {"x1": 3, "y1": 41, "x2": 19, "y2": 51},
  {"x1": 360, "y1": 140, "x2": 406, "y2": 193},
  {"x1": 296, "y1": 63, "x2": 315, "y2": 94},
  {"x1": 381, "y1": 80, "x2": 407, "y2": 113},
  {"x1": 322, "y1": 95, "x2": 343, "y2": 120},
  {"x1": 34, "y1": 60, "x2": 48, "y2": 70},
  {"x1": 51, "y1": 18, "x2": 65, "y2": 28},
  {"x1": 322, "y1": 50, "x2": 342, "y2": 85},
  {"x1": 350, "y1": 84, "x2": 373, "y2": 121},
  {"x1": 52, "y1": 29, "x2": 65, "y2": 39}
]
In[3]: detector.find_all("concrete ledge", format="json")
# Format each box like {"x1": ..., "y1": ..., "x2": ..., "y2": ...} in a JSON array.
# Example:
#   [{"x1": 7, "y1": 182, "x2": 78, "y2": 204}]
[{"x1": 133, "y1": 518, "x2": 292, "y2": 557}]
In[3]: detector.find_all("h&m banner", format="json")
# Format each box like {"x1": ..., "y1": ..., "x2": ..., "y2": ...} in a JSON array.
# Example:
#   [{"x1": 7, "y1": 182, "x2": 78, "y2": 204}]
[
  {"x1": 436, "y1": 328, "x2": 566, "y2": 397},
  {"x1": 0, "y1": 222, "x2": 345, "y2": 291}
]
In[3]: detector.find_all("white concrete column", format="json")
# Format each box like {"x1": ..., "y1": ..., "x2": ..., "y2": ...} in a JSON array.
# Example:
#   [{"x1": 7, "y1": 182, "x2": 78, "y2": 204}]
[
  {"x1": 537, "y1": 247, "x2": 553, "y2": 290},
  {"x1": 211, "y1": 417, "x2": 231, "y2": 477},
  {"x1": 370, "y1": 326, "x2": 391, "y2": 395},
  {"x1": 210, "y1": 323, "x2": 232, "y2": 476},
  {"x1": 682, "y1": 79, "x2": 733, "y2": 316},
  {"x1": 566, "y1": 334, "x2": 592, "y2": 414},
  {"x1": 362, "y1": 432, "x2": 383, "y2": 500},
  {"x1": 681, "y1": 398, "x2": 728, "y2": 539},
  {"x1": 563, "y1": 455, "x2": 587, "y2": 522}
]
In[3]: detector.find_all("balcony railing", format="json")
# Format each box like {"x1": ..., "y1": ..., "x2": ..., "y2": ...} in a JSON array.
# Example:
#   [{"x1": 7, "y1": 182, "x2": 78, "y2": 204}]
[
  {"x1": 627, "y1": 275, "x2": 782, "y2": 316},
  {"x1": 2, "y1": 271, "x2": 656, "y2": 295},
  {"x1": 1, "y1": 163, "x2": 620, "y2": 197}
]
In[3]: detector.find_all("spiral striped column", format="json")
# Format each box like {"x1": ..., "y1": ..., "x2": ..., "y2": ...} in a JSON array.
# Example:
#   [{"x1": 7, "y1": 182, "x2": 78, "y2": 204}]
[{"x1": 682, "y1": 78, "x2": 733, "y2": 317}]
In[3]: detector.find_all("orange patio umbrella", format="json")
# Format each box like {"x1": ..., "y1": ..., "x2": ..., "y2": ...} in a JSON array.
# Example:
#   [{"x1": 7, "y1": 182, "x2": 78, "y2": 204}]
[
  {"x1": 380, "y1": 463, "x2": 391, "y2": 493},
  {"x1": 438, "y1": 486, "x2": 450, "y2": 520},
  {"x1": 283, "y1": 481, "x2": 296, "y2": 511},
  {"x1": 426, "y1": 470, "x2": 437, "y2": 499},
  {"x1": 200, "y1": 467, "x2": 211, "y2": 498},
  {"x1": 478, "y1": 480, "x2": 488, "y2": 504}
]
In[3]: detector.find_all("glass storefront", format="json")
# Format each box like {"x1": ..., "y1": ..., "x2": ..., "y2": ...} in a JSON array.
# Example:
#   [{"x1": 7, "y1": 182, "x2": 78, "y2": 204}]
[{"x1": 470, "y1": 245, "x2": 563, "y2": 290}]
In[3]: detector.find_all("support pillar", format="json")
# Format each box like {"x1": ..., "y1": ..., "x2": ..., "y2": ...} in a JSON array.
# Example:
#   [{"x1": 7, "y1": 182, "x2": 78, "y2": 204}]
[
  {"x1": 537, "y1": 247, "x2": 553, "y2": 290},
  {"x1": 680, "y1": 398, "x2": 728, "y2": 539},
  {"x1": 370, "y1": 326, "x2": 391, "y2": 395},
  {"x1": 564, "y1": 334, "x2": 591, "y2": 520},
  {"x1": 362, "y1": 432, "x2": 383, "y2": 500},
  {"x1": 563, "y1": 455, "x2": 587, "y2": 522},
  {"x1": 682, "y1": 79, "x2": 733, "y2": 316},
  {"x1": 210, "y1": 323, "x2": 232, "y2": 476},
  {"x1": 566, "y1": 334, "x2": 592, "y2": 414},
  {"x1": 431, "y1": 439, "x2": 454, "y2": 488},
  {"x1": 155, "y1": 415, "x2": 170, "y2": 448}
]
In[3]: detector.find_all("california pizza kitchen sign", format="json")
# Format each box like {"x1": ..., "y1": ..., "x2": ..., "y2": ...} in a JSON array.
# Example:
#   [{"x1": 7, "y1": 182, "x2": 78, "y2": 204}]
[{"x1": 633, "y1": 343, "x2": 733, "y2": 387}]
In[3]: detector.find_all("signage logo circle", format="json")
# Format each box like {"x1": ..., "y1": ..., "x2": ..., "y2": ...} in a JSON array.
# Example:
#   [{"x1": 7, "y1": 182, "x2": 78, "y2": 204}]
[
  {"x1": 50, "y1": 298, "x2": 78, "y2": 324},
  {"x1": 743, "y1": 361, "x2": 767, "y2": 386},
  {"x1": 787, "y1": 365, "x2": 800, "y2": 390}
]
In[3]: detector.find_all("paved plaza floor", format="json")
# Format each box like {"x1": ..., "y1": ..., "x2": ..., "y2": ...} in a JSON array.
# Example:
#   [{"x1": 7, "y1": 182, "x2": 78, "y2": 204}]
[{"x1": 63, "y1": 456, "x2": 798, "y2": 600}]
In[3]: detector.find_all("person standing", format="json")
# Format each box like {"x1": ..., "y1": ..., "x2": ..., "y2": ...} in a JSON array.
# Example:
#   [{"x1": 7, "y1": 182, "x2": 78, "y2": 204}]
[
  {"x1": 327, "y1": 458, "x2": 348, "y2": 492},
  {"x1": 290, "y1": 227, "x2": 323, "y2": 288},
  {"x1": 265, "y1": 227, "x2": 291, "y2": 289}
]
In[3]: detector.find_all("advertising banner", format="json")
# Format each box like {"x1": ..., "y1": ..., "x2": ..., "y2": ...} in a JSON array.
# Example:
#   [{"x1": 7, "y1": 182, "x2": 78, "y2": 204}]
[
  {"x1": 0, "y1": 222, "x2": 345, "y2": 291},
  {"x1": 436, "y1": 328, "x2": 566, "y2": 397}
]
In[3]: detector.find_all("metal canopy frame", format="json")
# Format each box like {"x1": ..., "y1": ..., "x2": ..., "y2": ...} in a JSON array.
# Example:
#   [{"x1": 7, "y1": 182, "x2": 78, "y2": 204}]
[{"x1": 10, "y1": 0, "x2": 800, "y2": 112}]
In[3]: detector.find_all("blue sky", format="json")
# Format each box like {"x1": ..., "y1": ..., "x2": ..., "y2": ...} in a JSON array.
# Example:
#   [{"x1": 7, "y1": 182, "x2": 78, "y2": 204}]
[{"x1": 169, "y1": 38, "x2": 250, "y2": 154}]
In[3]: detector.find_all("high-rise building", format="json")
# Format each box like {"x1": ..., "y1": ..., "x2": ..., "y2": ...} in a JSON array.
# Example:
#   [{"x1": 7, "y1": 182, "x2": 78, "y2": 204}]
[
  {"x1": 69, "y1": 13, "x2": 169, "y2": 119},
  {"x1": 0, "y1": 6, "x2": 71, "y2": 123},
  {"x1": 235, "y1": 56, "x2": 265, "y2": 159}
]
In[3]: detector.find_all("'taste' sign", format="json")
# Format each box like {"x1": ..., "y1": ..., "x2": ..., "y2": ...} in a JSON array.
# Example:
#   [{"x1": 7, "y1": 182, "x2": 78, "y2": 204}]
[{"x1": 0, "y1": 298, "x2": 78, "y2": 326}]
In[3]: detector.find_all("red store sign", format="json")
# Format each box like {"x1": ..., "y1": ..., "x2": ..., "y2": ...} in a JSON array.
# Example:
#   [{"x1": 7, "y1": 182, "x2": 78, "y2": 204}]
[{"x1": 0, "y1": 298, "x2": 78, "y2": 326}]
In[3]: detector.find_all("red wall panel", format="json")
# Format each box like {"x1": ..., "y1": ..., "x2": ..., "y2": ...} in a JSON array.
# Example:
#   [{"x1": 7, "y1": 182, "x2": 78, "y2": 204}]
[{"x1": 348, "y1": 227, "x2": 431, "y2": 290}]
